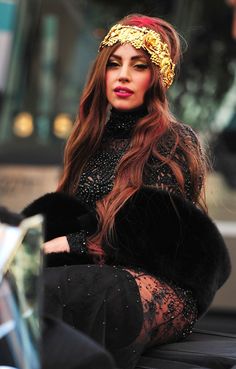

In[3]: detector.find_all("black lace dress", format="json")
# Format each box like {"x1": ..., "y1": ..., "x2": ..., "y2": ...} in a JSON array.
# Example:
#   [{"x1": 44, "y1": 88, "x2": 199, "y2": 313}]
[{"x1": 43, "y1": 108, "x2": 199, "y2": 369}]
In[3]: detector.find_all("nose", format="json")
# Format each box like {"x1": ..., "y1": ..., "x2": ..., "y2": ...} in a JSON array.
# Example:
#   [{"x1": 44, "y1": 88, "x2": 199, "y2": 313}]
[{"x1": 118, "y1": 63, "x2": 131, "y2": 82}]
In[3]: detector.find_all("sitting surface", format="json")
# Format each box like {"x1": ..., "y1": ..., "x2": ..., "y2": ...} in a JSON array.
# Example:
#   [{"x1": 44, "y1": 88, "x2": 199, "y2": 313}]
[{"x1": 137, "y1": 328, "x2": 236, "y2": 369}]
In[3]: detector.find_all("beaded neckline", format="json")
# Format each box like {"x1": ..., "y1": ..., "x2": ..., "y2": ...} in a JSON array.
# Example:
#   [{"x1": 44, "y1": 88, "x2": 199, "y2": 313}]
[{"x1": 104, "y1": 106, "x2": 148, "y2": 139}]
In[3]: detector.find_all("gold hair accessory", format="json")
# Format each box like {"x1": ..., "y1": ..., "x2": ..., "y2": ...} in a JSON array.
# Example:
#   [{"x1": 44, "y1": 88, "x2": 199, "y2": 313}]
[{"x1": 99, "y1": 24, "x2": 175, "y2": 88}]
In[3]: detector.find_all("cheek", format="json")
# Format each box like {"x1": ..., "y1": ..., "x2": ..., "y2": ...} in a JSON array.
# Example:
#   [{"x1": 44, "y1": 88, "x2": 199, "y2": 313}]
[
  {"x1": 105, "y1": 75, "x2": 110, "y2": 99},
  {"x1": 105, "y1": 73, "x2": 109, "y2": 90},
  {"x1": 139, "y1": 73, "x2": 152, "y2": 96},
  {"x1": 106, "y1": 71, "x2": 113, "y2": 96}
]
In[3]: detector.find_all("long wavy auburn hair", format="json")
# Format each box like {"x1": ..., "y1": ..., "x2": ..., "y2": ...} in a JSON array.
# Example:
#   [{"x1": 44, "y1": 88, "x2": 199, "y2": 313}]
[{"x1": 57, "y1": 14, "x2": 208, "y2": 260}]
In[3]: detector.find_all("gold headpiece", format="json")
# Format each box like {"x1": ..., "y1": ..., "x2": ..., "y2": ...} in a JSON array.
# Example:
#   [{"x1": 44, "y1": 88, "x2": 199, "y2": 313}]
[{"x1": 99, "y1": 24, "x2": 175, "y2": 88}]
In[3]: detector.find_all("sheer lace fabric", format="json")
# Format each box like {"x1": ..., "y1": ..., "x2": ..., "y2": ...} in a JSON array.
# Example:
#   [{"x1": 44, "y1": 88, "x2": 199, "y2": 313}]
[
  {"x1": 76, "y1": 123, "x2": 198, "y2": 208},
  {"x1": 124, "y1": 269, "x2": 197, "y2": 348}
]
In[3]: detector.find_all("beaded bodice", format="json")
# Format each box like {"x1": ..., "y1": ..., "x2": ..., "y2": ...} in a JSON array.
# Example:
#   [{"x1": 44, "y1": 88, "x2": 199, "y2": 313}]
[{"x1": 75, "y1": 107, "x2": 195, "y2": 208}]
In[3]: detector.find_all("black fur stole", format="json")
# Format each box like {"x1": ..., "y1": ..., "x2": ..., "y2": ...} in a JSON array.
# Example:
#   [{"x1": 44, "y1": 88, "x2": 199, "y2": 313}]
[
  {"x1": 22, "y1": 192, "x2": 97, "y2": 266},
  {"x1": 22, "y1": 189, "x2": 231, "y2": 317},
  {"x1": 106, "y1": 188, "x2": 231, "y2": 317},
  {"x1": 22, "y1": 192, "x2": 97, "y2": 241}
]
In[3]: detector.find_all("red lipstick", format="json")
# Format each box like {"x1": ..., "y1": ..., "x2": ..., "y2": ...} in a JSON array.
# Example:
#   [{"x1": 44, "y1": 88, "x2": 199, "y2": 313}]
[{"x1": 114, "y1": 86, "x2": 133, "y2": 98}]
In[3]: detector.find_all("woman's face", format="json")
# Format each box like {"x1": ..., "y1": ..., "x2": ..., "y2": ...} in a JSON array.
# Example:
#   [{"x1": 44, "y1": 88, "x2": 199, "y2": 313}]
[{"x1": 106, "y1": 43, "x2": 152, "y2": 111}]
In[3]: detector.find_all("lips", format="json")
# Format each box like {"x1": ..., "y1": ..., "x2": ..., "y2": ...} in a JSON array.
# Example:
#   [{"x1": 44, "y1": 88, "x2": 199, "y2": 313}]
[{"x1": 114, "y1": 86, "x2": 134, "y2": 97}]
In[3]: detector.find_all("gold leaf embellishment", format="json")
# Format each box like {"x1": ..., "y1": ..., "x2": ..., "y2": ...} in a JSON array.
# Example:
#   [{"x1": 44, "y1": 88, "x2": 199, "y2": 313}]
[{"x1": 99, "y1": 24, "x2": 175, "y2": 88}]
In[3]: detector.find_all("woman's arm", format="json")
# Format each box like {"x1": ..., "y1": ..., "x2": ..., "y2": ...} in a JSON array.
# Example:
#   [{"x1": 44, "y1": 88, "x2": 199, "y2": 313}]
[
  {"x1": 22, "y1": 192, "x2": 98, "y2": 265},
  {"x1": 144, "y1": 123, "x2": 205, "y2": 203},
  {"x1": 44, "y1": 236, "x2": 70, "y2": 254}
]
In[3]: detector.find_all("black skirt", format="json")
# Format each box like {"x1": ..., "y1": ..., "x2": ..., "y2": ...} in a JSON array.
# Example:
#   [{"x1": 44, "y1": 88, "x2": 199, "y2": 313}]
[{"x1": 43, "y1": 264, "x2": 197, "y2": 369}]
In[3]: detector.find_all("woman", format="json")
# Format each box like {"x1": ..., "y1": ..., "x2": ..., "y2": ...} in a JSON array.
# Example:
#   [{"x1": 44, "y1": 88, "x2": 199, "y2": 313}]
[{"x1": 23, "y1": 14, "x2": 231, "y2": 369}]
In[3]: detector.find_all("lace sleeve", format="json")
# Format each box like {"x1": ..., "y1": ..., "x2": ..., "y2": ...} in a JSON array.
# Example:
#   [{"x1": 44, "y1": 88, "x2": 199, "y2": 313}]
[
  {"x1": 178, "y1": 124, "x2": 205, "y2": 200},
  {"x1": 45, "y1": 231, "x2": 94, "y2": 267},
  {"x1": 67, "y1": 231, "x2": 89, "y2": 254},
  {"x1": 66, "y1": 210, "x2": 98, "y2": 254},
  {"x1": 143, "y1": 123, "x2": 204, "y2": 202},
  {"x1": 45, "y1": 228, "x2": 95, "y2": 268}
]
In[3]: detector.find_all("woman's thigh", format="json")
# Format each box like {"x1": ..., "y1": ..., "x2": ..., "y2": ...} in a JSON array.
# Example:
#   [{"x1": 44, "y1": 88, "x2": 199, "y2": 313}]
[
  {"x1": 43, "y1": 264, "x2": 144, "y2": 347},
  {"x1": 124, "y1": 268, "x2": 198, "y2": 346}
]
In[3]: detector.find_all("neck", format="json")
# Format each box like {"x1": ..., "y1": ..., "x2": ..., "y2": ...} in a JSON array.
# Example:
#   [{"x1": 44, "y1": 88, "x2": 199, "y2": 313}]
[
  {"x1": 111, "y1": 105, "x2": 147, "y2": 115},
  {"x1": 104, "y1": 105, "x2": 148, "y2": 139}
]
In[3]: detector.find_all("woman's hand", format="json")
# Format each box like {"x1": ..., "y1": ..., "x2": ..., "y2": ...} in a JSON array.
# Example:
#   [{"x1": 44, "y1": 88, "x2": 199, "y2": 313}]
[{"x1": 43, "y1": 236, "x2": 70, "y2": 254}]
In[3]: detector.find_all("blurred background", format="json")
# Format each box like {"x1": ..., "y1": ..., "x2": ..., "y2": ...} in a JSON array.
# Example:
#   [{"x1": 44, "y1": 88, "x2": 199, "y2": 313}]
[{"x1": 0, "y1": 0, "x2": 235, "y2": 332}]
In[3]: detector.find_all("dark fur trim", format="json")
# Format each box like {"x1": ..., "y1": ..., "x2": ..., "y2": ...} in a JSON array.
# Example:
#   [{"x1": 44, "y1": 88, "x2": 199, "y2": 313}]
[
  {"x1": 22, "y1": 189, "x2": 231, "y2": 316},
  {"x1": 0, "y1": 206, "x2": 23, "y2": 226},
  {"x1": 22, "y1": 192, "x2": 97, "y2": 242},
  {"x1": 22, "y1": 192, "x2": 97, "y2": 267},
  {"x1": 103, "y1": 188, "x2": 231, "y2": 317}
]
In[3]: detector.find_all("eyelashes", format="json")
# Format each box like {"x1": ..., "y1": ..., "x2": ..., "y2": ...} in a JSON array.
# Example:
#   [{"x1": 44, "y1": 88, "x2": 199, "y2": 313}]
[
  {"x1": 106, "y1": 60, "x2": 149, "y2": 70},
  {"x1": 134, "y1": 64, "x2": 149, "y2": 69},
  {"x1": 106, "y1": 61, "x2": 120, "y2": 67}
]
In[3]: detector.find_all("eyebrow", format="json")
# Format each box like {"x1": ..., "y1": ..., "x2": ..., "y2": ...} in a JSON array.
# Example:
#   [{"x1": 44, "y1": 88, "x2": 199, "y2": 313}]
[{"x1": 110, "y1": 53, "x2": 148, "y2": 61}]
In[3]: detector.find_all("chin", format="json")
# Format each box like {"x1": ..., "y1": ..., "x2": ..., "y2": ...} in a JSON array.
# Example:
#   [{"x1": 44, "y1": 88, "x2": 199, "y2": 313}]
[{"x1": 111, "y1": 101, "x2": 142, "y2": 112}]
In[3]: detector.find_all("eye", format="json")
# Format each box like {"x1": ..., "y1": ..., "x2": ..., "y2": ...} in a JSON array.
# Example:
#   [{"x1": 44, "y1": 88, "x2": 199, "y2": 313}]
[
  {"x1": 107, "y1": 60, "x2": 120, "y2": 68},
  {"x1": 134, "y1": 63, "x2": 149, "y2": 70}
]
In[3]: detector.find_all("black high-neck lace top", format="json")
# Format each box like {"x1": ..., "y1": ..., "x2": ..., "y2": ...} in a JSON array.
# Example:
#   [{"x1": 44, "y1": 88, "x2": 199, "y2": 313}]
[
  {"x1": 62, "y1": 107, "x2": 200, "y2": 368},
  {"x1": 74, "y1": 107, "x2": 197, "y2": 209}
]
